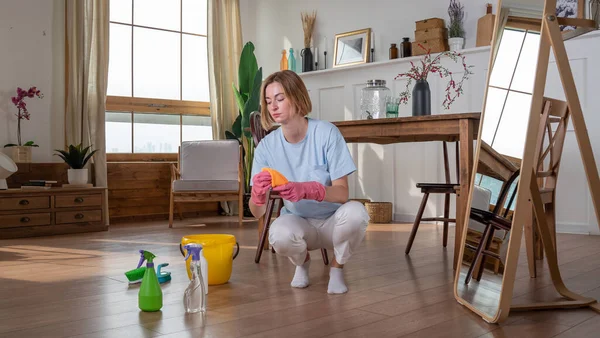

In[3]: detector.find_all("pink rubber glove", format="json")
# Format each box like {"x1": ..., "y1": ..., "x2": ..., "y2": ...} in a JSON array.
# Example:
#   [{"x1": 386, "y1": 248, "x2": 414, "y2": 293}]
[
  {"x1": 251, "y1": 171, "x2": 272, "y2": 206},
  {"x1": 273, "y1": 181, "x2": 326, "y2": 202}
]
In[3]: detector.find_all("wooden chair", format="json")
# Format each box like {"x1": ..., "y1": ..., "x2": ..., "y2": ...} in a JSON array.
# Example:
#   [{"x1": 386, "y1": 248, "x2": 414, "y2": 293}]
[
  {"x1": 463, "y1": 141, "x2": 520, "y2": 276},
  {"x1": 405, "y1": 141, "x2": 459, "y2": 254},
  {"x1": 526, "y1": 98, "x2": 570, "y2": 277},
  {"x1": 169, "y1": 140, "x2": 244, "y2": 228},
  {"x1": 464, "y1": 168, "x2": 520, "y2": 284},
  {"x1": 249, "y1": 111, "x2": 329, "y2": 265}
]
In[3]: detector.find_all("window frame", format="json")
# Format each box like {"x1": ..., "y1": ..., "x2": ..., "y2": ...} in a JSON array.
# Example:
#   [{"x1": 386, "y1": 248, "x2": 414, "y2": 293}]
[{"x1": 106, "y1": 0, "x2": 210, "y2": 161}]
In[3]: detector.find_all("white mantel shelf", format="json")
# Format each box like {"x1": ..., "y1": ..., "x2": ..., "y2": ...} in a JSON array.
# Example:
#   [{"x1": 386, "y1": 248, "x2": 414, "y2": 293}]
[
  {"x1": 298, "y1": 46, "x2": 491, "y2": 78},
  {"x1": 298, "y1": 29, "x2": 600, "y2": 79}
]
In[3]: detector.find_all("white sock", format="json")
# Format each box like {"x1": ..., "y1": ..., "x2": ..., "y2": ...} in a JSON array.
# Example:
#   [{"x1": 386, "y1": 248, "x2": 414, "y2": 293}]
[
  {"x1": 328, "y1": 267, "x2": 348, "y2": 294},
  {"x1": 290, "y1": 259, "x2": 310, "y2": 288}
]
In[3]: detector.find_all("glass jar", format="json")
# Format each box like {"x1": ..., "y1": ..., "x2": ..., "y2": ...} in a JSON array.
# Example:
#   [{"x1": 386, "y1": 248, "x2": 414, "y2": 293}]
[{"x1": 360, "y1": 80, "x2": 391, "y2": 119}]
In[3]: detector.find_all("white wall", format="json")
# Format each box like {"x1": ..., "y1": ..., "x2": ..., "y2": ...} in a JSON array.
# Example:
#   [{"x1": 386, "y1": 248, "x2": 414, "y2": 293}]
[
  {"x1": 298, "y1": 46, "x2": 491, "y2": 226},
  {"x1": 240, "y1": 0, "x2": 495, "y2": 77},
  {"x1": 296, "y1": 30, "x2": 600, "y2": 236},
  {"x1": 0, "y1": 0, "x2": 65, "y2": 162},
  {"x1": 543, "y1": 31, "x2": 600, "y2": 235}
]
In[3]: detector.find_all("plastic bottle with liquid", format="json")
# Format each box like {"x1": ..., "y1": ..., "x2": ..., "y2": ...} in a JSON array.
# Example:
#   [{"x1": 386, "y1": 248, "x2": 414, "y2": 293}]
[
  {"x1": 138, "y1": 250, "x2": 162, "y2": 312},
  {"x1": 183, "y1": 244, "x2": 207, "y2": 313}
]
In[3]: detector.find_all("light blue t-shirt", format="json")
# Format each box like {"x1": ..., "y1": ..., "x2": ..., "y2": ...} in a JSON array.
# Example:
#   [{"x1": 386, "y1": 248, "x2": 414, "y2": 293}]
[{"x1": 251, "y1": 117, "x2": 356, "y2": 219}]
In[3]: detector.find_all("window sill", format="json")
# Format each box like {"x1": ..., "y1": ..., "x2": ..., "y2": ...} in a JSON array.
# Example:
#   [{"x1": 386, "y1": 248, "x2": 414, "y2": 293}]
[{"x1": 107, "y1": 153, "x2": 177, "y2": 162}]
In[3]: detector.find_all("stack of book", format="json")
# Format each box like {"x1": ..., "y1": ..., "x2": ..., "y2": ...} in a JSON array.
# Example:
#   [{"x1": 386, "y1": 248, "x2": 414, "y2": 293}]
[{"x1": 21, "y1": 180, "x2": 58, "y2": 190}]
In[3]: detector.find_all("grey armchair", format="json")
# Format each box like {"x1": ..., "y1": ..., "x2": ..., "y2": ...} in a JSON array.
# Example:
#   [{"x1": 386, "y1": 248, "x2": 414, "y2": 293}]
[{"x1": 169, "y1": 140, "x2": 244, "y2": 227}]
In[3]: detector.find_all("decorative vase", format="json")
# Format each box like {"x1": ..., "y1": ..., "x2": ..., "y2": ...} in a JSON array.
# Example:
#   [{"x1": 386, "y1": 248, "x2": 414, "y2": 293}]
[
  {"x1": 68, "y1": 168, "x2": 88, "y2": 185},
  {"x1": 301, "y1": 47, "x2": 314, "y2": 72},
  {"x1": 10, "y1": 146, "x2": 32, "y2": 163},
  {"x1": 412, "y1": 79, "x2": 431, "y2": 116},
  {"x1": 448, "y1": 37, "x2": 464, "y2": 52}
]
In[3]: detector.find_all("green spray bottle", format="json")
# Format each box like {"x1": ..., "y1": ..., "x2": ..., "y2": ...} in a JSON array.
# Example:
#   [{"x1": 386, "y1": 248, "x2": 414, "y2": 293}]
[{"x1": 138, "y1": 250, "x2": 162, "y2": 312}]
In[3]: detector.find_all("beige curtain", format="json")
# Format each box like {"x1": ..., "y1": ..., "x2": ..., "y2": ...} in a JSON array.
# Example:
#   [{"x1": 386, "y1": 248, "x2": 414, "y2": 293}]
[
  {"x1": 65, "y1": 0, "x2": 110, "y2": 224},
  {"x1": 208, "y1": 0, "x2": 243, "y2": 215},
  {"x1": 208, "y1": 0, "x2": 243, "y2": 140}
]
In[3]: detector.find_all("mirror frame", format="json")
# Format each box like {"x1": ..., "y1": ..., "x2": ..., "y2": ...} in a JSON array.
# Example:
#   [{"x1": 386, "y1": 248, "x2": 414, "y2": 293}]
[{"x1": 453, "y1": 0, "x2": 547, "y2": 324}]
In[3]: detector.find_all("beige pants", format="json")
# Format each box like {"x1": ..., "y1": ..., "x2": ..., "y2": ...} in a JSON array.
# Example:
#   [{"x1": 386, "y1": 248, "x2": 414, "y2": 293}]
[{"x1": 268, "y1": 201, "x2": 370, "y2": 266}]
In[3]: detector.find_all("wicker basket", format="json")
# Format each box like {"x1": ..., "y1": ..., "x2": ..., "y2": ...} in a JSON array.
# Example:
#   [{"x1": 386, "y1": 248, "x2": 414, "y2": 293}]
[
  {"x1": 350, "y1": 198, "x2": 371, "y2": 205},
  {"x1": 365, "y1": 202, "x2": 392, "y2": 223}
]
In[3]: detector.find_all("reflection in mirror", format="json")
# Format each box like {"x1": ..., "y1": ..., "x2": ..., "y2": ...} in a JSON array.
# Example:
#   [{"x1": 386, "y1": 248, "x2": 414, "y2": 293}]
[{"x1": 455, "y1": 0, "x2": 543, "y2": 321}]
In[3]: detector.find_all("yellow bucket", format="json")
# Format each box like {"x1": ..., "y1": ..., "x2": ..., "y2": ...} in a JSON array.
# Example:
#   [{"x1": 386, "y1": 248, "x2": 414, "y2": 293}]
[{"x1": 180, "y1": 234, "x2": 239, "y2": 285}]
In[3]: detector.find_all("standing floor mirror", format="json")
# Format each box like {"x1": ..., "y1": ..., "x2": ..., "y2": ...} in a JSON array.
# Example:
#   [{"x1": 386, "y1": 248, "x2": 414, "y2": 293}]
[{"x1": 454, "y1": 0, "x2": 600, "y2": 324}]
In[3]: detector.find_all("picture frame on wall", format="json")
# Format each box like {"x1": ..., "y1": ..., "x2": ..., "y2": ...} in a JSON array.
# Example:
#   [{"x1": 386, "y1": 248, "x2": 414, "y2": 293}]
[
  {"x1": 333, "y1": 28, "x2": 371, "y2": 68},
  {"x1": 556, "y1": 0, "x2": 585, "y2": 31}
]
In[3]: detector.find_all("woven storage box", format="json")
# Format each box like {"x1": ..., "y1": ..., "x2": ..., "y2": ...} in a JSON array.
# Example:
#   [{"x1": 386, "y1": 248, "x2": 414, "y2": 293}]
[
  {"x1": 412, "y1": 39, "x2": 448, "y2": 56},
  {"x1": 365, "y1": 202, "x2": 392, "y2": 223},
  {"x1": 415, "y1": 27, "x2": 447, "y2": 42},
  {"x1": 415, "y1": 18, "x2": 445, "y2": 30}
]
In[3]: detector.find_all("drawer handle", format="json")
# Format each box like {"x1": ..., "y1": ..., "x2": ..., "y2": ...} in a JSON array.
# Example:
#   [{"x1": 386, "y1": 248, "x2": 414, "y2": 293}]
[
  {"x1": 19, "y1": 199, "x2": 29, "y2": 206},
  {"x1": 75, "y1": 213, "x2": 85, "y2": 220},
  {"x1": 74, "y1": 197, "x2": 84, "y2": 203},
  {"x1": 20, "y1": 217, "x2": 30, "y2": 223}
]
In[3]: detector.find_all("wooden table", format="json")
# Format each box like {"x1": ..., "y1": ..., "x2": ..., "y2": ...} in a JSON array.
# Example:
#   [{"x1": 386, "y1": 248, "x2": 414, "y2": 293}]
[{"x1": 332, "y1": 113, "x2": 480, "y2": 269}]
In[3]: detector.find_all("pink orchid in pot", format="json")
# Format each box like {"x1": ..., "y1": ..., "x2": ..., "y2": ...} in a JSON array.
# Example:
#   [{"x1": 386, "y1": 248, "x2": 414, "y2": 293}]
[{"x1": 4, "y1": 86, "x2": 43, "y2": 162}]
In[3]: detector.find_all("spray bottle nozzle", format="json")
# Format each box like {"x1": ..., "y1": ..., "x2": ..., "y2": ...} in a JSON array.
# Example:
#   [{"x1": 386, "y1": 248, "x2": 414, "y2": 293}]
[
  {"x1": 136, "y1": 250, "x2": 156, "y2": 268},
  {"x1": 136, "y1": 249, "x2": 145, "y2": 268},
  {"x1": 183, "y1": 243, "x2": 203, "y2": 262}
]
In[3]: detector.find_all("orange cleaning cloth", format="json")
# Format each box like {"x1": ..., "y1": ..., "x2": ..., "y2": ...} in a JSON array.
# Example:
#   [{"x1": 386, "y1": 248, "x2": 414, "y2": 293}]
[{"x1": 261, "y1": 168, "x2": 289, "y2": 188}]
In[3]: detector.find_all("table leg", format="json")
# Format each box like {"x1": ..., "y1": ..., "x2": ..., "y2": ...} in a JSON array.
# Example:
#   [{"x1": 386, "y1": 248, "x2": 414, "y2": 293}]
[{"x1": 456, "y1": 119, "x2": 474, "y2": 269}]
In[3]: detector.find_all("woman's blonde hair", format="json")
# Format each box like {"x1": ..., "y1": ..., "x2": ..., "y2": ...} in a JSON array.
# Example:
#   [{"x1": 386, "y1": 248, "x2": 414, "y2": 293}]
[{"x1": 260, "y1": 70, "x2": 312, "y2": 130}]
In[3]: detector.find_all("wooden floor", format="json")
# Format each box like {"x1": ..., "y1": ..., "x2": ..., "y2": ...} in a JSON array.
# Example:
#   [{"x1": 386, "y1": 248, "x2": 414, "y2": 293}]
[{"x1": 1, "y1": 217, "x2": 600, "y2": 338}]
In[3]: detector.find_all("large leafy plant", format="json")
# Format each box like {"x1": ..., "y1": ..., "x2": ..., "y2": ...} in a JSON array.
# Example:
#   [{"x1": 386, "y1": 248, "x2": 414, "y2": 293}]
[
  {"x1": 226, "y1": 41, "x2": 263, "y2": 193},
  {"x1": 54, "y1": 143, "x2": 98, "y2": 169}
]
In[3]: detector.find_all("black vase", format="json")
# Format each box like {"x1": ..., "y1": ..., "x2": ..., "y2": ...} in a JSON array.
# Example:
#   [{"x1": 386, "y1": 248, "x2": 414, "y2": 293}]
[
  {"x1": 412, "y1": 79, "x2": 431, "y2": 116},
  {"x1": 301, "y1": 48, "x2": 314, "y2": 72}
]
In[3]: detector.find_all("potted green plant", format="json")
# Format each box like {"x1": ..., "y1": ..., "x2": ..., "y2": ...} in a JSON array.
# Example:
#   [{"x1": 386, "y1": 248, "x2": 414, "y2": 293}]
[
  {"x1": 54, "y1": 143, "x2": 98, "y2": 185},
  {"x1": 226, "y1": 41, "x2": 263, "y2": 216},
  {"x1": 448, "y1": 0, "x2": 466, "y2": 51},
  {"x1": 4, "y1": 86, "x2": 43, "y2": 162}
]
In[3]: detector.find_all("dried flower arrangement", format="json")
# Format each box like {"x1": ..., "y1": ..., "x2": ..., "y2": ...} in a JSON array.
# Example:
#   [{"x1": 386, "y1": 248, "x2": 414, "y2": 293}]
[
  {"x1": 395, "y1": 44, "x2": 474, "y2": 109},
  {"x1": 301, "y1": 11, "x2": 317, "y2": 48}
]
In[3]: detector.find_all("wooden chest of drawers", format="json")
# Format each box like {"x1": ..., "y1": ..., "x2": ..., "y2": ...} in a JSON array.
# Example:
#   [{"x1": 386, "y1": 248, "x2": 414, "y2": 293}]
[{"x1": 0, "y1": 187, "x2": 107, "y2": 239}]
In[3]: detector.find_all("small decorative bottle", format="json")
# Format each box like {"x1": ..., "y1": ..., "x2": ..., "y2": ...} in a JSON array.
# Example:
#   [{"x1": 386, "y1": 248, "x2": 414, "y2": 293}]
[
  {"x1": 401, "y1": 38, "x2": 412, "y2": 58},
  {"x1": 280, "y1": 49, "x2": 288, "y2": 71},
  {"x1": 389, "y1": 43, "x2": 398, "y2": 59},
  {"x1": 288, "y1": 48, "x2": 296, "y2": 72}
]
